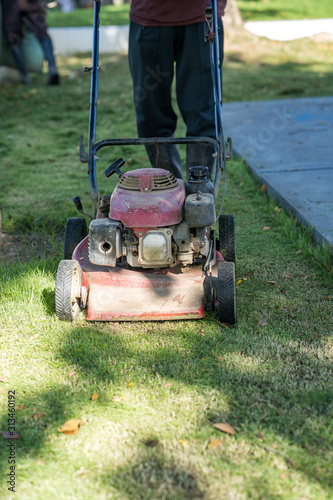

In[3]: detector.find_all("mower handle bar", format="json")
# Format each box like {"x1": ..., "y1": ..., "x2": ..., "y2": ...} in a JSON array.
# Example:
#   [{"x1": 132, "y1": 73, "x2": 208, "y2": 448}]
[{"x1": 86, "y1": 0, "x2": 226, "y2": 214}]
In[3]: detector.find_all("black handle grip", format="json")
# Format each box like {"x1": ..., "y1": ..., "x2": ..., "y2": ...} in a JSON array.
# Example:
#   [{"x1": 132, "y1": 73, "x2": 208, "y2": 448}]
[
  {"x1": 105, "y1": 158, "x2": 125, "y2": 178},
  {"x1": 73, "y1": 196, "x2": 83, "y2": 211}
]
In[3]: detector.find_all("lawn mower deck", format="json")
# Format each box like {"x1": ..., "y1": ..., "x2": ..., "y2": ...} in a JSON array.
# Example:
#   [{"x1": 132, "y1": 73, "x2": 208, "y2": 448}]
[{"x1": 73, "y1": 236, "x2": 224, "y2": 321}]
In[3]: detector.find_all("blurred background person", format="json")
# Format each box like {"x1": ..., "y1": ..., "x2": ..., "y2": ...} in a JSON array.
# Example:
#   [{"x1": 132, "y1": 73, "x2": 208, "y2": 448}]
[{"x1": 1, "y1": 0, "x2": 60, "y2": 84}]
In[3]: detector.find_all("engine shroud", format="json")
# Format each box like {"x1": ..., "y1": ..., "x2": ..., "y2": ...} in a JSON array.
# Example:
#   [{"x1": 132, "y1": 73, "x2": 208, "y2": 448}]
[{"x1": 109, "y1": 168, "x2": 185, "y2": 228}]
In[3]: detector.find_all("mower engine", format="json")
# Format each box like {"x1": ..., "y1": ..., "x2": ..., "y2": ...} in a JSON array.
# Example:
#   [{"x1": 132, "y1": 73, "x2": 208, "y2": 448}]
[{"x1": 88, "y1": 167, "x2": 216, "y2": 270}]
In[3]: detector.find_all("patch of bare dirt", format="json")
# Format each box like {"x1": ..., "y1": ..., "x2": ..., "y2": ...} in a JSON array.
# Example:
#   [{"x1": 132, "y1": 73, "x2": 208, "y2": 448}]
[
  {"x1": 0, "y1": 232, "x2": 60, "y2": 263},
  {"x1": 0, "y1": 233, "x2": 22, "y2": 262}
]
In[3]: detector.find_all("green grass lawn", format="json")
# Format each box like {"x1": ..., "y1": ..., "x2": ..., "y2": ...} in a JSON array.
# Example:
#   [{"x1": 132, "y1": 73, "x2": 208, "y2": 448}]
[
  {"x1": 0, "y1": 25, "x2": 332, "y2": 500},
  {"x1": 46, "y1": 0, "x2": 333, "y2": 28},
  {"x1": 47, "y1": 4, "x2": 130, "y2": 27},
  {"x1": 237, "y1": 0, "x2": 333, "y2": 21}
]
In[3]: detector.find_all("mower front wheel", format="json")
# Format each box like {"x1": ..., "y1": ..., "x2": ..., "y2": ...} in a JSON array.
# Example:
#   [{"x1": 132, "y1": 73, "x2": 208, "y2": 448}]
[
  {"x1": 55, "y1": 260, "x2": 82, "y2": 321},
  {"x1": 64, "y1": 217, "x2": 87, "y2": 260},
  {"x1": 217, "y1": 261, "x2": 237, "y2": 324}
]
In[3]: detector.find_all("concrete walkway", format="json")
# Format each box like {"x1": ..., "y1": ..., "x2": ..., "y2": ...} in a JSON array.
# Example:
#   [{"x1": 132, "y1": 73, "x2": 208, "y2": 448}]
[
  {"x1": 244, "y1": 18, "x2": 333, "y2": 41},
  {"x1": 46, "y1": 18, "x2": 333, "y2": 53},
  {"x1": 49, "y1": 25, "x2": 129, "y2": 55},
  {"x1": 222, "y1": 97, "x2": 333, "y2": 249}
]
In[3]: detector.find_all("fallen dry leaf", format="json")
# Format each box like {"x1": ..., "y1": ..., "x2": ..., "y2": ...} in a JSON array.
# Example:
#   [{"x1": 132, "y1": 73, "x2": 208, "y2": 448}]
[
  {"x1": 75, "y1": 468, "x2": 90, "y2": 475},
  {"x1": 112, "y1": 396, "x2": 124, "y2": 402},
  {"x1": 258, "y1": 319, "x2": 268, "y2": 327},
  {"x1": 321, "y1": 296, "x2": 329, "y2": 300},
  {"x1": 91, "y1": 393, "x2": 98, "y2": 402},
  {"x1": 128, "y1": 382, "x2": 133, "y2": 387},
  {"x1": 69, "y1": 371, "x2": 76, "y2": 377},
  {"x1": 284, "y1": 275, "x2": 292, "y2": 279},
  {"x1": 296, "y1": 250, "x2": 302, "y2": 255},
  {"x1": 212, "y1": 422, "x2": 235, "y2": 435},
  {"x1": 260, "y1": 183, "x2": 267, "y2": 193},
  {"x1": 0, "y1": 376, "x2": 8, "y2": 383},
  {"x1": 20, "y1": 405, "x2": 27, "y2": 410},
  {"x1": 33, "y1": 412, "x2": 46, "y2": 419},
  {"x1": 267, "y1": 281, "x2": 277, "y2": 285},
  {"x1": 37, "y1": 459, "x2": 45, "y2": 466},
  {"x1": 263, "y1": 226, "x2": 271, "y2": 231},
  {"x1": 208, "y1": 438, "x2": 224, "y2": 449},
  {"x1": 1, "y1": 431, "x2": 20, "y2": 439},
  {"x1": 163, "y1": 383, "x2": 172, "y2": 388},
  {"x1": 236, "y1": 279, "x2": 243, "y2": 285},
  {"x1": 57, "y1": 419, "x2": 83, "y2": 435},
  {"x1": 272, "y1": 443, "x2": 279, "y2": 449},
  {"x1": 178, "y1": 439, "x2": 189, "y2": 447},
  {"x1": 30, "y1": 334, "x2": 39, "y2": 340}
]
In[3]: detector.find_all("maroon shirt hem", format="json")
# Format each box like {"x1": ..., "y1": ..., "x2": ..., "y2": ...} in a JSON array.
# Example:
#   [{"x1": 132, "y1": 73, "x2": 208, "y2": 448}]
[{"x1": 130, "y1": 1, "x2": 226, "y2": 27}]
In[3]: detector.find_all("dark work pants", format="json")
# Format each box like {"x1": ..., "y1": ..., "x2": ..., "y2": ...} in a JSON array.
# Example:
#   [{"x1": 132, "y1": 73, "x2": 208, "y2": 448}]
[{"x1": 128, "y1": 20, "x2": 224, "y2": 179}]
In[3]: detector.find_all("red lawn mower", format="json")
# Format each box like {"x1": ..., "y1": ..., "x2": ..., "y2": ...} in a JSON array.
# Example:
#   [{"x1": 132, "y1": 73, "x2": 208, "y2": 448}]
[{"x1": 55, "y1": 1, "x2": 236, "y2": 323}]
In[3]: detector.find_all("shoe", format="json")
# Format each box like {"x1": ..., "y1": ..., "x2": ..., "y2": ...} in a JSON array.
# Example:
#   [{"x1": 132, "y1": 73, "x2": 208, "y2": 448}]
[{"x1": 48, "y1": 73, "x2": 60, "y2": 85}]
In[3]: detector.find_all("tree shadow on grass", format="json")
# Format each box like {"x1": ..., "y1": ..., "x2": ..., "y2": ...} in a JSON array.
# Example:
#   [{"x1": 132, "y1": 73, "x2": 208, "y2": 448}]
[
  {"x1": 0, "y1": 319, "x2": 332, "y2": 496},
  {"x1": 103, "y1": 449, "x2": 204, "y2": 500},
  {"x1": 0, "y1": 386, "x2": 77, "y2": 484},
  {"x1": 56, "y1": 322, "x2": 333, "y2": 491},
  {"x1": 101, "y1": 445, "x2": 298, "y2": 500}
]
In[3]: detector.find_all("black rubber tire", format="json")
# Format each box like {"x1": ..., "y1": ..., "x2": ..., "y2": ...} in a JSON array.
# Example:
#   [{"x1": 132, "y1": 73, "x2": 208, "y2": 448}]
[
  {"x1": 218, "y1": 214, "x2": 236, "y2": 264},
  {"x1": 217, "y1": 261, "x2": 237, "y2": 324},
  {"x1": 55, "y1": 260, "x2": 82, "y2": 321},
  {"x1": 64, "y1": 217, "x2": 87, "y2": 260}
]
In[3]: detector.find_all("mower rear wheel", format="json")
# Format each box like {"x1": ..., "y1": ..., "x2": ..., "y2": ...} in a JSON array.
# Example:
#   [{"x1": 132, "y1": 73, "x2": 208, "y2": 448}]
[
  {"x1": 217, "y1": 261, "x2": 236, "y2": 324},
  {"x1": 55, "y1": 260, "x2": 82, "y2": 321},
  {"x1": 64, "y1": 217, "x2": 87, "y2": 260},
  {"x1": 218, "y1": 214, "x2": 236, "y2": 264}
]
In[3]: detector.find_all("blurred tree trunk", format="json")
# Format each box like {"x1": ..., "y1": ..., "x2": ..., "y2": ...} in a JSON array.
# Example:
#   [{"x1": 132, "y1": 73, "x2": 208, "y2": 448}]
[{"x1": 223, "y1": 0, "x2": 243, "y2": 30}]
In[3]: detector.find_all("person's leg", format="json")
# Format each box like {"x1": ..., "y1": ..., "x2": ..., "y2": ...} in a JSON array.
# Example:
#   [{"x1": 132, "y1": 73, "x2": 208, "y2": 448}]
[
  {"x1": 2, "y1": 0, "x2": 31, "y2": 84},
  {"x1": 39, "y1": 36, "x2": 60, "y2": 84},
  {"x1": 9, "y1": 43, "x2": 32, "y2": 84},
  {"x1": 23, "y1": 9, "x2": 60, "y2": 84},
  {"x1": 128, "y1": 21, "x2": 183, "y2": 179},
  {"x1": 175, "y1": 20, "x2": 224, "y2": 178}
]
